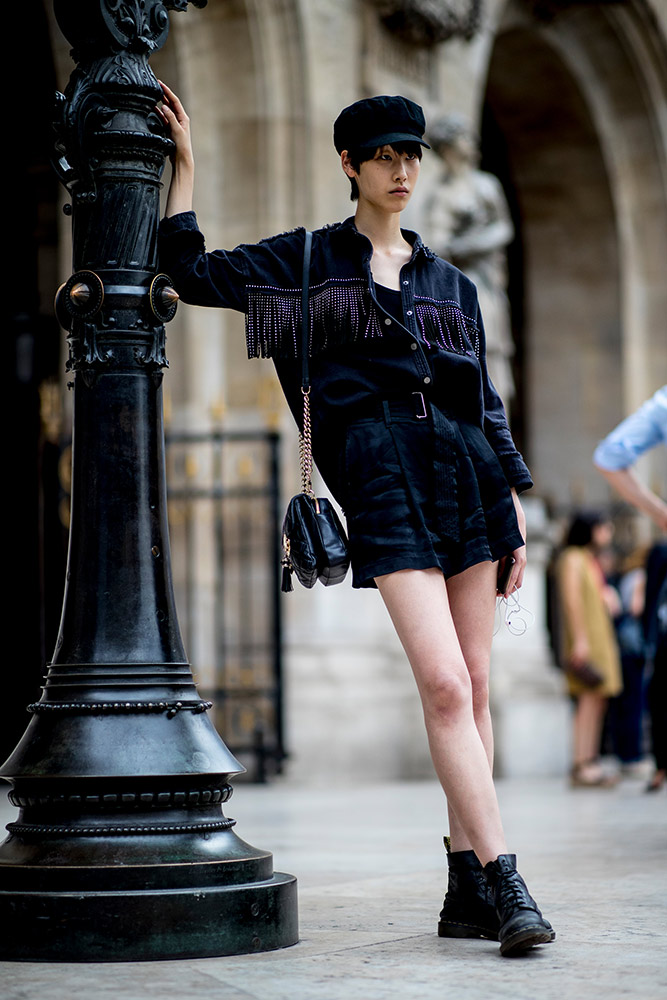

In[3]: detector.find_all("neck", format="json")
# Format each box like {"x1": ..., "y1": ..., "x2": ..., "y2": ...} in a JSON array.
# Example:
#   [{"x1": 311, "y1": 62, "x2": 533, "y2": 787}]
[{"x1": 353, "y1": 202, "x2": 406, "y2": 251}]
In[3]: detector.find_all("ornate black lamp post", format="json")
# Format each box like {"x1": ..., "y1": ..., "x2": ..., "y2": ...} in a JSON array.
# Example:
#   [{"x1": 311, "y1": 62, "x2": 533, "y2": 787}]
[{"x1": 0, "y1": 0, "x2": 297, "y2": 961}]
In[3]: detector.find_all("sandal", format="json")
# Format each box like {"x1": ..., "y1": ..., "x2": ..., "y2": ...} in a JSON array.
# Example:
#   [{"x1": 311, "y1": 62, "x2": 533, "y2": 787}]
[
  {"x1": 570, "y1": 761, "x2": 618, "y2": 788},
  {"x1": 646, "y1": 769, "x2": 666, "y2": 793}
]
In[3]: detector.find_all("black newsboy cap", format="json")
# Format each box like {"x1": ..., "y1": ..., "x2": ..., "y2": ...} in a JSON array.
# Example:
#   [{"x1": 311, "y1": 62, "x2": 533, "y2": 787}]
[{"x1": 333, "y1": 95, "x2": 430, "y2": 154}]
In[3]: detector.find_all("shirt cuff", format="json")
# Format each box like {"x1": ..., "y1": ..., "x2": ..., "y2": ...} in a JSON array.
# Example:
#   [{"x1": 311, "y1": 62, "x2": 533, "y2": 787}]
[
  {"x1": 158, "y1": 210, "x2": 200, "y2": 235},
  {"x1": 499, "y1": 453, "x2": 534, "y2": 493}
]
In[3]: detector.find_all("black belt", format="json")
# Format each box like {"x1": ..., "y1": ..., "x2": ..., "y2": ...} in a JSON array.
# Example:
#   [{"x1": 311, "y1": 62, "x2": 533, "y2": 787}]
[{"x1": 351, "y1": 392, "x2": 433, "y2": 422}]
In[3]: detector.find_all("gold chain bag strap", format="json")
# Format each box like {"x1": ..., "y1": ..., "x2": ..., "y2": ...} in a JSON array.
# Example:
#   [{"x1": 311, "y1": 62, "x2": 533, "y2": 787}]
[{"x1": 280, "y1": 230, "x2": 350, "y2": 592}]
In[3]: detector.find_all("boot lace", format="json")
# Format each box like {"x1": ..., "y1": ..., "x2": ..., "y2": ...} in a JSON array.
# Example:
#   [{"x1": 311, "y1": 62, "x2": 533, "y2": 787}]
[{"x1": 497, "y1": 872, "x2": 534, "y2": 911}]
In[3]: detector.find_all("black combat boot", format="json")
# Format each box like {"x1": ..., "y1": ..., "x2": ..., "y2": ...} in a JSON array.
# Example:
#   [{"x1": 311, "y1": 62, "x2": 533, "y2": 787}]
[
  {"x1": 483, "y1": 854, "x2": 555, "y2": 957},
  {"x1": 438, "y1": 838, "x2": 500, "y2": 939}
]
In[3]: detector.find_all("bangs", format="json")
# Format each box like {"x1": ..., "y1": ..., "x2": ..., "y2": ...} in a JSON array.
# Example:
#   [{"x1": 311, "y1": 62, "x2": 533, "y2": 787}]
[
  {"x1": 384, "y1": 141, "x2": 423, "y2": 159},
  {"x1": 361, "y1": 142, "x2": 423, "y2": 161}
]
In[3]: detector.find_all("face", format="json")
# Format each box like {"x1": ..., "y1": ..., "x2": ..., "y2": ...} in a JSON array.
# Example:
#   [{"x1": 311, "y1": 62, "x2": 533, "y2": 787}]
[
  {"x1": 591, "y1": 520, "x2": 614, "y2": 550},
  {"x1": 342, "y1": 145, "x2": 421, "y2": 212}
]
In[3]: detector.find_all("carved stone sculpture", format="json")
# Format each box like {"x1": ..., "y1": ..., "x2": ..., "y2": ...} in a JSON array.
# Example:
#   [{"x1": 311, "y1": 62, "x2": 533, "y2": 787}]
[
  {"x1": 368, "y1": 0, "x2": 484, "y2": 46},
  {"x1": 427, "y1": 114, "x2": 516, "y2": 403}
]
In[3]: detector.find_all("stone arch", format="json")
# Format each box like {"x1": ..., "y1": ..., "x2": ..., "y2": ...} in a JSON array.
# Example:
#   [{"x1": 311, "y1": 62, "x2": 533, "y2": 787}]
[{"x1": 482, "y1": 0, "x2": 667, "y2": 510}]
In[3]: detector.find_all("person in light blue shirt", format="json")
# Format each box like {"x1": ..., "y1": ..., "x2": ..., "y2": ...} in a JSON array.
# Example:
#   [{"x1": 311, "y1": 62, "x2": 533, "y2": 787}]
[
  {"x1": 593, "y1": 386, "x2": 667, "y2": 532},
  {"x1": 594, "y1": 387, "x2": 667, "y2": 792}
]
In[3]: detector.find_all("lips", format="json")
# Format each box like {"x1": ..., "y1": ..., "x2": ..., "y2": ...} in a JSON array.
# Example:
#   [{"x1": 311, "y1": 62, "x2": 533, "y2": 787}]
[{"x1": 390, "y1": 188, "x2": 408, "y2": 194}]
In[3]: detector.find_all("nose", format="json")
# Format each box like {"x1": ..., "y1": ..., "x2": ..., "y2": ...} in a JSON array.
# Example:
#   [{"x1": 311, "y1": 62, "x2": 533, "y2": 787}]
[{"x1": 394, "y1": 159, "x2": 407, "y2": 182}]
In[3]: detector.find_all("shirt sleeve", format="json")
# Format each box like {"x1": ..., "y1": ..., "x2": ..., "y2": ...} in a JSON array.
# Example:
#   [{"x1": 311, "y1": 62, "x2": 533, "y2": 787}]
[
  {"x1": 477, "y1": 305, "x2": 534, "y2": 493},
  {"x1": 593, "y1": 386, "x2": 667, "y2": 470},
  {"x1": 157, "y1": 211, "x2": 250, "y2": 310}
]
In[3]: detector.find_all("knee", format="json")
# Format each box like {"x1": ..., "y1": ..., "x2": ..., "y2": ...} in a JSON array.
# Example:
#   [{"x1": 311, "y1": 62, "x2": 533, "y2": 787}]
[
  {"x1": 421, "y1": 668, "x2": 472, "y2": 723},
  {"x1": 468, "y1": 662, "x2": 491, "y2": 718}
]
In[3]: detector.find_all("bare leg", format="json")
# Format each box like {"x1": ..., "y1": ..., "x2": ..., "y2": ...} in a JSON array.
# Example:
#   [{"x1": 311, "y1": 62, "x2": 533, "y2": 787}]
[
  {"x1": 375, "y1": 565, "x2": 506, "y2": 866},
  {"x1": 445, "y1": 561, "x2": 498, "y2": 853},
  {"x1": 573, "y1": 691, "x2": 609, "y2": 778}
]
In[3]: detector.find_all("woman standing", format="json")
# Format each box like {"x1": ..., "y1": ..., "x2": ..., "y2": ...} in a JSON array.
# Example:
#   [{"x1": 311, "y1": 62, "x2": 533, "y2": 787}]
[
  {"x1": 557, "y1": 512, "x2": 623, "y2": 786},
  {"x1": 157, "y1": 84, "x2": 555, "y2": 957}
]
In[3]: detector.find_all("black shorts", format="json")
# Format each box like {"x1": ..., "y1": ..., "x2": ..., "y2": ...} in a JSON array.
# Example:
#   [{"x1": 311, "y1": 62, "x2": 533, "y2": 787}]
[{"x1": 341, "y1": 400, "x2": 524, "y2": 589}]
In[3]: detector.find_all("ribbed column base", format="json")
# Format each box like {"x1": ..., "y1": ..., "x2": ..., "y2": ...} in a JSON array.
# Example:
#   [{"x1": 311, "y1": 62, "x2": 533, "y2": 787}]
[{"x1": 0, "y1": 872, "x2": 298, "y2": 961}]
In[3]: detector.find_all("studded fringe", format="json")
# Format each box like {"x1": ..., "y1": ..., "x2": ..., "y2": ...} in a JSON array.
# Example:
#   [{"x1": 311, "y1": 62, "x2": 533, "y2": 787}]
[
  {"x1": 246, "y1": 287, "x2": 301, "y2": 359},
  {"x1": 245, "y1": 282, "x2": 481, "y2": 360},
  {"x1": 415, "y1": 297, "x2": 481, "y2": 358}
]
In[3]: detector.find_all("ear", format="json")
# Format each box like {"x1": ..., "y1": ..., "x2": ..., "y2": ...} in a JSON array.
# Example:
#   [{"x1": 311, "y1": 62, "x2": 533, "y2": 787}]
[{"x1": 341, "y1": 150, "x2": 356, "y2": 179}]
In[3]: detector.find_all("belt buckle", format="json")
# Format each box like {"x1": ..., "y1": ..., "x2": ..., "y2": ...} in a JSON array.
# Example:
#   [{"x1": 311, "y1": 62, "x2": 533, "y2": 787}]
[{"x1": 412, "y1": 391, "x2": 428, "y2": 419}]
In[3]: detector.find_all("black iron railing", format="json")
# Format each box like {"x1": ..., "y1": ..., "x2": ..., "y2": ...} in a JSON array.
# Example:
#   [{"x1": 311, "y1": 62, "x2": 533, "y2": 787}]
[{"x1": 166, "y1": 429, "x2": 285, "y2": 781}]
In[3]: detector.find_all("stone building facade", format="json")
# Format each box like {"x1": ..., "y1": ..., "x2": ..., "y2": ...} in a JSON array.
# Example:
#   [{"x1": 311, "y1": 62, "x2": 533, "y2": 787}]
[{"x1": 14, "y1": 0, "x2": 667, "y2": 779}]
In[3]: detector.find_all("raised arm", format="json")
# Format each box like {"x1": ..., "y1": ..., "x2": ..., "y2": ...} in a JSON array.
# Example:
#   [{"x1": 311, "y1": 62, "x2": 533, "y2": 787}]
[
  {"x1": 593, "y1": 386, "x2": 667, "y2": 531},
  {"x1": 157, "y1": 81, "x2": 195, "y2": 218},
  {"x1": 595, "y1": 466, "x2": 667, "y2": 532}
]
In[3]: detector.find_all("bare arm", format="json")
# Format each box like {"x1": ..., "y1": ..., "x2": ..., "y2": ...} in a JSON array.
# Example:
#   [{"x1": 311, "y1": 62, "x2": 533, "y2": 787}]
[
  {"x1": 595, "y1": 464, "x2": 667, "y2": 532},
  {"x1": 157, "y1": 81, "x2": 195, "y2": 218},
  {"x1": 629, "y1": 569, "x2": 646, "y2": 619}
]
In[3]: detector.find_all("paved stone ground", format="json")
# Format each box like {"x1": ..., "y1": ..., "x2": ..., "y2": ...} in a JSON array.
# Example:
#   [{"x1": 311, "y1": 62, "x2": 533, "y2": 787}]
[{"x1": 1, "y1": 771, "x2": 665, "y2": 1000}]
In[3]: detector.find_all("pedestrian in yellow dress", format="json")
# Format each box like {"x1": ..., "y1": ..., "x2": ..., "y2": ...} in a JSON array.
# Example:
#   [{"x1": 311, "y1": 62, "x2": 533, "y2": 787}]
[{"x1": 558, "y1": 512, "x2": 623, "y2": 786}]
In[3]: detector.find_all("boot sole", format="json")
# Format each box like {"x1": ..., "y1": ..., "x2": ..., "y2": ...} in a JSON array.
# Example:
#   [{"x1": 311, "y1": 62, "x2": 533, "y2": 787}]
[
  {"x1": 438, "y1": 920, "x2": 498, "y2": 941},
  {"x1": 500, "y1": 926, "x2": 554, "y2": 957}
]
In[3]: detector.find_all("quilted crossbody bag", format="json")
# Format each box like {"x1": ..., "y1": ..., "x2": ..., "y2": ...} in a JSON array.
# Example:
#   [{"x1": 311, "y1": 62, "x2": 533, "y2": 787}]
[{"x1": 280, "y1": 231, "x2": 350, "y2": 592}]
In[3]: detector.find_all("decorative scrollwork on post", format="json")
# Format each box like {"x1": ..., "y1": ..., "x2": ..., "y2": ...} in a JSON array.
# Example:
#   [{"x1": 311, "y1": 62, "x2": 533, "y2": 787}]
[
  {"x1": 50, "y1": 0, "x2": 206, "y2": 372},
  {"x1": 99, "y1": 0, "x2": 171, "y2": 54},
  {"x1": 54, "y1": 0, "x2": 208, "y2": 59}
]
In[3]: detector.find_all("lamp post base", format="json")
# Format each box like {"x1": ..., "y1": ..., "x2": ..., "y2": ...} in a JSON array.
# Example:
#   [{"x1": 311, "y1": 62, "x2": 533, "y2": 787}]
[
  {"x1": 0, "y1": 872, "x2": 298, "y2": 961},
  {"x1": 0, "y1": 748, "x2": 299, "y2": 960}
]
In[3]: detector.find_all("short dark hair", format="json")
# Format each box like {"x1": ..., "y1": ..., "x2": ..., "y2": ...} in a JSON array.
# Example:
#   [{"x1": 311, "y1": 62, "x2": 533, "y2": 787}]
[
  {"x1": 345, "y1": 142, "x2": 423, "y2": 201},
  {"x1": 565, "y1": 510, "x2": 607, "y2": 548}
]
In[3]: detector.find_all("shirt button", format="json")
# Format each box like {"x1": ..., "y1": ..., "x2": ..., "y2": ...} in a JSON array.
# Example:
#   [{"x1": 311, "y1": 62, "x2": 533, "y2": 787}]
[
  {"x1": 410, "y1": 342, "x2": 418, "y2": 351},
  {"x1": 423, "y1": 376, "x2": 431, "y2": 385},
  {"x1": 406, "y1": 309, "x2": 413, "y2": 317},
  {"x1": 402, "y1": 280, "x2": 409, "y2": 286},
  {"x1": 384, "y1": 317, "x2": 392, "y2": 326}
]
